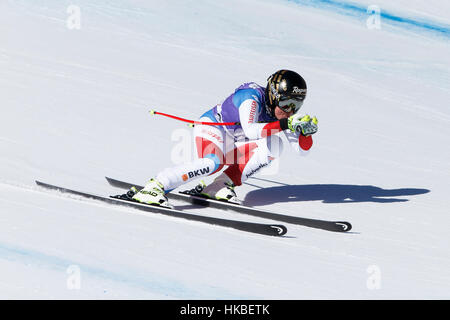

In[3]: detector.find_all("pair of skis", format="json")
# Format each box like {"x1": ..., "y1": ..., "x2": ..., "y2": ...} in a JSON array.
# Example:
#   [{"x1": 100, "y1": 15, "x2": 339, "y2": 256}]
[{"x1": 35, "y1": 177, "x2": 352, "y2": 237}]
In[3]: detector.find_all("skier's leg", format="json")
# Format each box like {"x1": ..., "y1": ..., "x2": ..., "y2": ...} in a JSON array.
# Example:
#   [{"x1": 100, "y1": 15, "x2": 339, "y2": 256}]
[
  {"x1": 132, "y1": 120, "x2": 226, "y2": 205},
  {"x1": 224, "y1": 134, "x2": 284, "y2": 186},
  {"x1": 155, "y1": 123, "x2": 226, "y2": 190},
  {"x1": 199, "y1": 134, "x2": 284, "y2": 202}
]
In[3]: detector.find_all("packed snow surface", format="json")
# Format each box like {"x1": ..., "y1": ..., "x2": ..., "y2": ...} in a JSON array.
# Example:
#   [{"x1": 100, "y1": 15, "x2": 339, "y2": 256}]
[{"x1": 1, "y1": 0, "x2": 449, "y2": 299}]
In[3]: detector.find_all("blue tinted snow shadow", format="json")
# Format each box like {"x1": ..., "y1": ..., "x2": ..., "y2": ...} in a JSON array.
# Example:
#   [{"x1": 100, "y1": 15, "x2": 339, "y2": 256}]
[
  {"x1": 244, "y1": 184, "x2": 430, "y2": 206},
  {"x1": 0, "y1": 242, "x2": 246, "y2": 299},
  {"x1": 289, "y1": 0, "x2": 450, "y2": 39}
]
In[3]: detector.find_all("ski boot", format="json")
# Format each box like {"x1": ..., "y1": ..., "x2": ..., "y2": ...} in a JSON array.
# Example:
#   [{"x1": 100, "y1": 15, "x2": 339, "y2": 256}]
[
  {"x1": 131, "y1": 178, "x2": 171, "y2": 208},
  {"x1": 199, "y1": 173, "x2": 241, "y2": 204}
]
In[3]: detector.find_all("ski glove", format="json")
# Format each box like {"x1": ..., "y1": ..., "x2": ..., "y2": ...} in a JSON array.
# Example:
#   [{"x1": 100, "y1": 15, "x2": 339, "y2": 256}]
[{"x1": 287, "y1": 114, "x2": 318, "y2": 136}]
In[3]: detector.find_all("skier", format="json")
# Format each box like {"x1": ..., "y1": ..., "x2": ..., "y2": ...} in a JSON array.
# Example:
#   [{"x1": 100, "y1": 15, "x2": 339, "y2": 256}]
[{"x1": 131, "y1": 69, "x2": 318, "y2": 207}]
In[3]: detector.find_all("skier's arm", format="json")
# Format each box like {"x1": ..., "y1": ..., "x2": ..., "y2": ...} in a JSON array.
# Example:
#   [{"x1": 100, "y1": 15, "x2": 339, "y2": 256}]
[
  {"x1": 284, "y1": 114, "x2": 318, "y2": 154},
  {"x1": 284, "y1": 130, "x2": 313, "y2": 155},
  {"x1": 239, "y1": 99, "x2": 290, "y2": 140}
]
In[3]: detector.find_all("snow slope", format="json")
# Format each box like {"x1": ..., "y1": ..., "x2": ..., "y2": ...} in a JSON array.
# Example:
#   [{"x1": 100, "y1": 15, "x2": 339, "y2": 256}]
[{"x1": 1, "y1": 0, "x2": 449, "y2": 299}]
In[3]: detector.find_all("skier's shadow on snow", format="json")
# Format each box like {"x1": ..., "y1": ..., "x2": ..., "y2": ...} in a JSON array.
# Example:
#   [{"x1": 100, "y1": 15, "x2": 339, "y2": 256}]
[{"x1": 243, "y1": 183, "x2": 430, "y2": 206}]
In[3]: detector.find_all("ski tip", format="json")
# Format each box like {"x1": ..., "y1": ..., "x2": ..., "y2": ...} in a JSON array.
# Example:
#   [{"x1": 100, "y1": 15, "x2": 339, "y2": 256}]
[
  {"x1": 35, "y1": 180, "x2": 46, "y2": 187},
  {"x1": 335, "y1": 222, "x2": 352, "y2": 232},
  {"x1": 270, "y1": 224, "x2": 288, "y2": 236}
]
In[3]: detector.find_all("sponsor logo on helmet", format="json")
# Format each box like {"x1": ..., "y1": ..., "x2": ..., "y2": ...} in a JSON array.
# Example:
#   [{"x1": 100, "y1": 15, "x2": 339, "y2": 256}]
[
  {"x1": 270, "y1": 83, "x2": 280, "y2": 99},
  {"x1": 292, "y1": 86, "x2": 307, "y2": 95}
]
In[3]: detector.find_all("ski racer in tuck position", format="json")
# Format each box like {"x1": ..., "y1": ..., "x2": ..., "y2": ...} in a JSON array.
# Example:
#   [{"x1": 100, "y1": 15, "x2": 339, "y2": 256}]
[{"x1": 132, "y1": 69, "x2": 319, "y2": 207}]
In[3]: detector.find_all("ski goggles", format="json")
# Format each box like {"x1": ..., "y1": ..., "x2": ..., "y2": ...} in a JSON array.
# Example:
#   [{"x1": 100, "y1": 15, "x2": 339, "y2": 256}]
[{"x1": 278, "y1": 97, "x2": 304, "y2": 113}]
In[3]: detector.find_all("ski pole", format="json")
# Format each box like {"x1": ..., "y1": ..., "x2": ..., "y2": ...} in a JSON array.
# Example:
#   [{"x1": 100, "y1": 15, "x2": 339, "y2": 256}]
[{"x1": 149, "y1": 110, "x2": 239, "y2": 127}]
